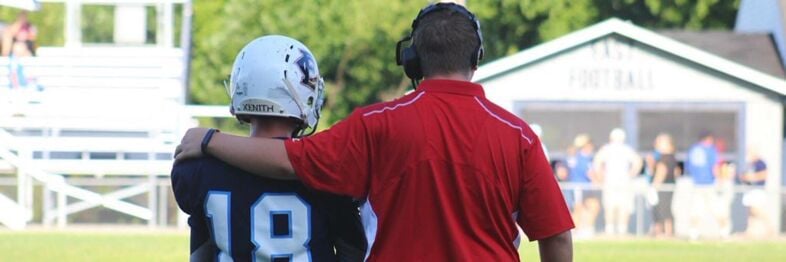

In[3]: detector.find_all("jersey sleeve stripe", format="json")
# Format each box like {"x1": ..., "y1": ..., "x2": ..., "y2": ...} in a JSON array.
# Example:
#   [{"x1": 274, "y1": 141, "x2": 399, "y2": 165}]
[
  {"x1": 362, "y1": 91, "x2": 426, "y2": 117},
  {"x1": 473, "y1": 97, "x2": 533, "y2": 144}
]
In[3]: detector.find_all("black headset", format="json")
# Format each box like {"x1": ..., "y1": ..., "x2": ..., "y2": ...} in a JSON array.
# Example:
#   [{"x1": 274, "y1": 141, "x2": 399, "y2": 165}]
[{"x1": 396, "y1": 2, "x2": 484, "y2": 83}]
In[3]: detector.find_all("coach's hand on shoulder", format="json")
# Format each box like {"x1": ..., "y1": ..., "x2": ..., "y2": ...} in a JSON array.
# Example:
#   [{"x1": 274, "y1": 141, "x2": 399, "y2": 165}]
[{"x1": 174, "y1": 127, "x2": 210, "y2": 163}]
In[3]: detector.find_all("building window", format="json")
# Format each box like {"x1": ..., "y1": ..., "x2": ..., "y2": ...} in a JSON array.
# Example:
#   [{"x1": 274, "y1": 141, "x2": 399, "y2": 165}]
[
  {"x1": 637, "y1": 110, "x2": 737, "y2": 154},
  {"x1": 519, "y1": 106, "x2": 623, "y2": 157}
]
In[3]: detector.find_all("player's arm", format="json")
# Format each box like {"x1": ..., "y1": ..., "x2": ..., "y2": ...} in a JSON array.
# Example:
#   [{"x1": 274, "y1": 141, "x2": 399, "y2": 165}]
[
  {"x1": 174, "y1": 128, "x2": 296, "y2": 180},
  {"x1": 753, "y1": 164, "x2": 768, "y2": 181},
  {"x1": 629, "y1": 150, "x2": 643, "y2": 177},
  {"x1": 538, "y1": 230, "x2": 573, "y2": 262},
  {"x1": 591, "y1": 149, "x2": 605, "y2": 184},
  {"x1": 652, "y1": 162, "x2": 668, "y2": 188},
  {"x1": 744, "y1": 162, "x2": 767, "y2": 183}
]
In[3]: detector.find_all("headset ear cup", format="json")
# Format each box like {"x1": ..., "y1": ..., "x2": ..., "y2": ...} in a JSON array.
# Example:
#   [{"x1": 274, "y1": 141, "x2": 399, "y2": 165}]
[
  {"x1": 402, "y1": 46, "x2": 423, "y2": 80},
  {"x1": 473, "y1": 47, "x2": 484, "y2": 67}
]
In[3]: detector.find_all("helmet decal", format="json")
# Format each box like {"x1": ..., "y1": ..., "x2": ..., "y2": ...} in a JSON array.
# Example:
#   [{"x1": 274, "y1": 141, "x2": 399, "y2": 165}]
[
  {"x1": 235, "y1": 81, "x2": 247, "y2": 97},
  {"x1": 296, "y1": 49, "x2": 318, "y2": 90}
]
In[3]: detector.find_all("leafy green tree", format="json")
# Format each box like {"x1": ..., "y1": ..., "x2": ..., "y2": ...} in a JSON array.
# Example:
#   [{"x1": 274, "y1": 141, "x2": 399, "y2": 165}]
[
  {"x1": 1, "y1": 3, "x2": 173, "y2": 47},
  {"x1": 471, "y1": 0, "x2": 598, "y2": 59},
  {"x1": 189, "y1": 0, "x2": 423, "y2": 127},
  {"x1": 81, "y1": 5, "x2": 115, "y2": 43},
  {"x1": 3, "y1": 0, "x2": 740, "y2": 128},
  {"x1": 471, "y1": 0, "x2": 739, "y2": 62},
  {"x1": 593, "y1": 0, "x2": 740, "y2": 29},
  {"x1": 0, "y1": 4, "x2": 65, "y2": 46}
]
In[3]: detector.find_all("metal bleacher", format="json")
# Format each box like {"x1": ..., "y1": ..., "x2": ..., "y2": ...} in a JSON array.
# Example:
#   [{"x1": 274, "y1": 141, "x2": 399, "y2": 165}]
[
  {"x1": 0, "y1": 46, "x2": 195, "y2": 229},
  {"x1": 0, "y1": 0, "x2": 235, "y2": 230},
  {"x1": 0, "y1": 47, "x2": 187, "y2": 173},
  {"x1": 0, "y1": 46, "x2": 189, "y2": 169},
  {"x1": 0, "y1": 0, "x2": 211, "y2": 231}
]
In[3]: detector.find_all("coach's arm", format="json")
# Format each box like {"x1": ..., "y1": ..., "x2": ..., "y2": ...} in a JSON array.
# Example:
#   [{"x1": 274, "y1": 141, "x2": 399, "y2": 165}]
[
  {"x1": 174, "y1": 128, "x2": 297, "y2": 180},
  {"x1": 538, "y1": 230, "x2": 573, "y2": 262}
]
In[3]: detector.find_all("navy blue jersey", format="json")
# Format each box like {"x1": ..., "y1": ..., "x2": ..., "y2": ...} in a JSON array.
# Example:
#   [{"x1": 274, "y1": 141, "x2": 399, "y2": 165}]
[{"x1": 172, "y1": 157, "x2": 365, "y2": 262}]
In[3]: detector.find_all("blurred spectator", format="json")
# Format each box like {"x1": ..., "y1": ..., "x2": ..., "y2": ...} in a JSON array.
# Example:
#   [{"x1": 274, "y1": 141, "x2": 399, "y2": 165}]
[
  {"x1": 686, "y1": 131, "x2": 719, "y2": 240},
  {"x1": 741, "y1": 148, "x2": 773, "y2": 237},
  {"x1": 554, "y1": 160, "x2": 569, "y2": 182},
  {"x1": 741, "y1": 147, "x2": 767, "y2": 186},
  {"x1": 8, "y1": 55, "x2": 30, "y2": 90},
  {"x1": 2, "y1": 11, "x2": 37, "y2": 57},
  {"x1": 553, "y1": 158, "x2": 571, "y2": 219},
  {"x1": 2, "y1": 12, "x2": 40, "y2": 92},
  {"x1": 644, "y1": 133, "x2": 682, "y2": 178},
  {"x1": 566, "y1": 134, "x2": 600, "y2": 238},
  {"x1": 651, "y1": 133, "x2": 679, "y2": 237},
  {"x1": 687, "y1": 131, "x2": 718, "y2": 185},
  {"x1": 715, "y1": 161, "x2": 734, "y2": 238},
  {"x1": 594, "y1": 128, "x2": 643, "y2": 236}
]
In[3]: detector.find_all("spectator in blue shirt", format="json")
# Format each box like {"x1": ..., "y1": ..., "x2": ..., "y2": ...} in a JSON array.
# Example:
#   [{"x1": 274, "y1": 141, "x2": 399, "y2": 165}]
[
  {"x1": 686, "y1": 131, "x2": 718, "y2": 185},
  {"x1": 566, "y1": 134, "x2": 600, "y2": 238},
  {"x1": 686, "y1": 131, "x2": 720, "y2": 240}
]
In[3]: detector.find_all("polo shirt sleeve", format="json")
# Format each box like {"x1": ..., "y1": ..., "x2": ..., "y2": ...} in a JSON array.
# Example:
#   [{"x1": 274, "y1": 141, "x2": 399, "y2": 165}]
[
  {"x1": 517, "y1": 138, "x2": 575, "y2": 241},
  {"x1": 284, "y1": 111, "x2": 370, "y2": 198}
]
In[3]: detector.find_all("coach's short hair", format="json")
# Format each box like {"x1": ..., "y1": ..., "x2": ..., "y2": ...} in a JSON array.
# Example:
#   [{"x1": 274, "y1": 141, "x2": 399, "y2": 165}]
[{"x1": 412, "y1": 8, "x2": 480, "y2": 77}]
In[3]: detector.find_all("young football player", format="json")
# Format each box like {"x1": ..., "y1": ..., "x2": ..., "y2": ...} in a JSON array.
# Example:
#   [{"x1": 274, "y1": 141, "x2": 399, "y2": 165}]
[{"x1": 171, "y1": 35, "x2": 365, "y2": 261}]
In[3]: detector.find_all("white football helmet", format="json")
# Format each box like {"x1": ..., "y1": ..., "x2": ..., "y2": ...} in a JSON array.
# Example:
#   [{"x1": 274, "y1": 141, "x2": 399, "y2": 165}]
[{"x1": 227, "y1": 35, "x2": 326, "y2": 137}]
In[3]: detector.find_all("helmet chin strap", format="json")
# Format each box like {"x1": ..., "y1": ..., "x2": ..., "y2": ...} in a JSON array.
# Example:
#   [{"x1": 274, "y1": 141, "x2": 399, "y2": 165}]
[
  {"x1": 282, "y1": 78, "x2": 310, "y2": 129},
  {"x1": 223, "y1": 79, "x2": 232, "y2": 97}
]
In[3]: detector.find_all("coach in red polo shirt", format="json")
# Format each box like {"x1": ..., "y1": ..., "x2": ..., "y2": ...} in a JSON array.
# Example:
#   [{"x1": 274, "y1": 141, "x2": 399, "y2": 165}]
[{"x1": 176, "y1": 3, "x2": 573, "y2": 261}]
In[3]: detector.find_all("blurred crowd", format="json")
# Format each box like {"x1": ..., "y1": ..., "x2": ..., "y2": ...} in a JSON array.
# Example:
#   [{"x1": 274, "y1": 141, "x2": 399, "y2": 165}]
[
  {"x1": 0, "y1": 11, "x2": 36, "y2": 57},
  {"x1": 550, "y1": 128, "x2": 772, "y2": 240},
  {"x1": 0, "y1": 11, "x2": 38, "y2": 92}
]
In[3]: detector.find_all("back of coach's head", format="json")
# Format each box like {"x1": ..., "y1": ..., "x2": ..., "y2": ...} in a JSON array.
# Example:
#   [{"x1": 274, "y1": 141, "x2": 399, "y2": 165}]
[{"x1": 412, "y1": 8, "x2": 480, "y2": 78}]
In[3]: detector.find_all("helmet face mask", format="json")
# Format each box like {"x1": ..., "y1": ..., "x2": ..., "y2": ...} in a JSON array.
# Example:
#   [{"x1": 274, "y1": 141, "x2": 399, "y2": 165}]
[{"x1": 227, "y1": 35, "x2": 326, "y2": 137}]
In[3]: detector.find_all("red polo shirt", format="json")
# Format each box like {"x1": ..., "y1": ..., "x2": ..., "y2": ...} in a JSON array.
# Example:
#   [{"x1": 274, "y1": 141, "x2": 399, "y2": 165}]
[{"x1": 285, "y1": 79, "x2": 573, "y2": 261}]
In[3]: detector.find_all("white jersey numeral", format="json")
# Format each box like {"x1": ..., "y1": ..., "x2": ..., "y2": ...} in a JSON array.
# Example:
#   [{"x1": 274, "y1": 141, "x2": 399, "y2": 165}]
[
  {"x1": 205, "y1": 191, "x2": 233, "y2": 262},
  {"x1": 252, "y1": 194, "x2": 311, "y2": 262},
  {"x1": 204, "y1": 191, "x2": 312, "y2": 262}
]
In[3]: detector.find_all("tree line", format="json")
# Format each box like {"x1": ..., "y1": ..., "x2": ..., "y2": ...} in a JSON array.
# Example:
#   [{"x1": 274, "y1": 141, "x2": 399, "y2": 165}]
[{"x1": 0, "y1": 0, "x2": 739, "y2": 128}]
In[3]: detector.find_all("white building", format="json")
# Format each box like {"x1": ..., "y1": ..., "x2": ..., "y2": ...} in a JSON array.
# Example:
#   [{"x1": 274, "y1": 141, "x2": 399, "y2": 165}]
[{"x1": 475, "y1": 18, "x2": 786, "y2": 234}]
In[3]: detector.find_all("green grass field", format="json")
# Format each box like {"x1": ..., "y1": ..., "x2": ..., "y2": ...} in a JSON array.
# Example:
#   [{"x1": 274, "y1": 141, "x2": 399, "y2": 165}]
[{"x1": 1, "y1": 230, "x2": 785, "y2": 261}]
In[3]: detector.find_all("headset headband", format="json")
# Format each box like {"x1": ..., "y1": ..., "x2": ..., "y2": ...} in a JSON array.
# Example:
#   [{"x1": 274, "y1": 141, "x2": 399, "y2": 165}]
[
  {"x1": 411, "y1": 3, "x2": 481, "y2": 40},
  {"x1": 396, "y1": 2, "x2": 484, "y2": 82}
]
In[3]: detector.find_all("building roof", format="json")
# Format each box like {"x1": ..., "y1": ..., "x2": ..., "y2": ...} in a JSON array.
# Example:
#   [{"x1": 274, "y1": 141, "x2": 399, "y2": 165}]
[
  {"x1": 735, "y1": 0, "x2": 786, "y2": 66},
  {"x1": 474, "y1": 18, "x2": 786, "y2": 97},
  {"x1": 658, "y1": 30, "x2": 785, "y2": 79},
  {"x1": 778, "y1": 0, "x2": 786, "y2": 49}
]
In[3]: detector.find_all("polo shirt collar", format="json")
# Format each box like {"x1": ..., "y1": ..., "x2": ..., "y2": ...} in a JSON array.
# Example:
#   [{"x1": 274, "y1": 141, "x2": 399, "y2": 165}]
[{"x1": 417, "y1": 79, "x2": 485, "y2": 97}]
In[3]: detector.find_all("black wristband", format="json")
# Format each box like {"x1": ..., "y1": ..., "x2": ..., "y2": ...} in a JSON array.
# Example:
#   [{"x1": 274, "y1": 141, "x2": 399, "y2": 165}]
[{"x1": 201, "y1": 128, "x2": 220, "y2": 156}]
